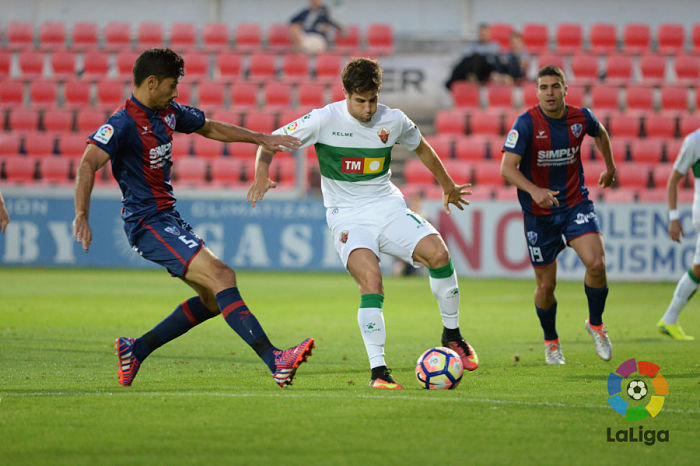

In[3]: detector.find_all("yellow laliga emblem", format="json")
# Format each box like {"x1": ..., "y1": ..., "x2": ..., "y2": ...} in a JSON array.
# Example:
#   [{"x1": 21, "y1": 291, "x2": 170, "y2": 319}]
[{"x1": 363, "y1": 157, "x2": 384, "y2": 173}]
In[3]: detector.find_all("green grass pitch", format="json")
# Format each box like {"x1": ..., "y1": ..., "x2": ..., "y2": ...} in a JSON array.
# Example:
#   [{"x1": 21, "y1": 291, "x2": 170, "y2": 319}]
[{"x1": 1, "y1": 268, "x2": 698, "y2": 465}]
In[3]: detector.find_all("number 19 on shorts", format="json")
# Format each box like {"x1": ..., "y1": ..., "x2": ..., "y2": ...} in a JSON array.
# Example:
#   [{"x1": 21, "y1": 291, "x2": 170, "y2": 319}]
[{"x1": 528, "y1": 245, "x2": 543, "y2": 263}]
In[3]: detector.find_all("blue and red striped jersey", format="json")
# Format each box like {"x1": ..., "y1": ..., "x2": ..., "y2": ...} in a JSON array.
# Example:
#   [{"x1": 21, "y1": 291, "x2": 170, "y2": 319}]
[
  {"x1": 88, "y1": 96, "x2": 205, "y2": 220},
  {"x1": 502, "y1": 104, "x2": 601, "y2": 216}
]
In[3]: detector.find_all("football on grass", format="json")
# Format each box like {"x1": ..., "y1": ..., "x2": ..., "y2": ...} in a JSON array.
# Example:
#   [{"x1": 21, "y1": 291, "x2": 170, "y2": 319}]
[{"x1": 415, "y1": 347, "x2": 464, "y2": 390}]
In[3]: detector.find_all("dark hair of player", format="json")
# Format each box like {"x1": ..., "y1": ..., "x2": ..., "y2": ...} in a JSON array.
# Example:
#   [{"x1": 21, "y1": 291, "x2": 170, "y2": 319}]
[
  {"x1": 132, "y1": 48, "x2": 185, "y2": 86},
  {"x1": 536, "y1": 65, "x2": 566, "y2": 85},
  {"x1": 341, "y1": 57, "x2": 383, "y2": 96}
]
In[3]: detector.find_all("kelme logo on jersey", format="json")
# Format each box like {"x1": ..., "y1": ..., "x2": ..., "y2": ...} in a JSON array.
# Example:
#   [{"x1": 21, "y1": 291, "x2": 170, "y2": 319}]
[
  {"x1": 164, "y1": 114, "x2": 176, "y2": 130},
  {"x1": 570, "y1": 123, "x2": 583, "y2": 138},
  {"x1": 341, "y1": 157, "x2": 385, "y2": 174},
  {"x1": 377, "y1": 127, "x2": 390, "y2": 143}
]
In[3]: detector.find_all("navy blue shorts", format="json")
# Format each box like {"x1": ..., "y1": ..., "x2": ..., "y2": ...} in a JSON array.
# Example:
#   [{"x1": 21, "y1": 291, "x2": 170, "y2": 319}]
[
  {"x1": 124, "y1": 209, "x2": 204, "y2": 277},
  {"x1": 522, "y1": 200, "x2": 601, "y2": 267}
]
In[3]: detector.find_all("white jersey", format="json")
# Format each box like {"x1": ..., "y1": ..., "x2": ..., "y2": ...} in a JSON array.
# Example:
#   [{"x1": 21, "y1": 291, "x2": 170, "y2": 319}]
[
  {"x1": 273, "y1": 100, "x2": 422, "y2": 208},
  {"x1": 672, "y1": 128, "x2": 700, "y2": 226}
]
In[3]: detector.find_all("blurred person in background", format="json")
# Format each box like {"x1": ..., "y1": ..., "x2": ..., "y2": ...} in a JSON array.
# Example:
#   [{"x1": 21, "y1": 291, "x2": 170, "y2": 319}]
[
  {"x1": 289, "y1": 0, "x2": 343, "y2": 54},
  {"x1": 494, "y1": 31, "x2": 529, "y2": 84},
  {"x1": 445, "y1": 23, "x2": 501, "y2": 89}
]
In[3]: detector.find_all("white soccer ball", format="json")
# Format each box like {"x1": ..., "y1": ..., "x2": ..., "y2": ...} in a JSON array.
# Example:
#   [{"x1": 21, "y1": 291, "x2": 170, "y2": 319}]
[
  {"x1": 627, "y1": 379, "x2": 648, "y2": 400},
  {"x1": 415, "y1": 347, "x2": 464, "y2": 390}
]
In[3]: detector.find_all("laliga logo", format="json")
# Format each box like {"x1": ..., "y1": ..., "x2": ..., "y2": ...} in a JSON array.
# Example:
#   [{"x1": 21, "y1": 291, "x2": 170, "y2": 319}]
[{"x1": 605, "y1": 358, "x2": 670, "y2": 445}]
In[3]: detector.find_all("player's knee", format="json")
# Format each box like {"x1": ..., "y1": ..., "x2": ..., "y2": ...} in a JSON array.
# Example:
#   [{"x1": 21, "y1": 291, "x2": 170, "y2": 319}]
[
  {"x1": 426, "y1": 247, "x2": 450, "y2": 269},
  {"x1": 586, "y1": 257, "x2": 607, "y2": 279},
  {"x1": 358, "y1": 271, "x2": 383, "y2": 295},
  {"x1": 536, "y1": 280, "x2": 556, "y2": 297}
]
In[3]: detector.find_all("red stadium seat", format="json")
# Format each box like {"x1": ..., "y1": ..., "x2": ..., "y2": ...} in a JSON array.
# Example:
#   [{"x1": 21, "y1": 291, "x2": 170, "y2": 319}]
[
  {"x1": 24, "y1": 133, "x2": 55, "y2": 157},
  {"x1": 230, "y1": 82, "x2": 259, "y2": 111},
  {"x1": 8, "y1": 108, "x2": 40, "y2": 132},
  {"x1": 450, "y1": 81, "x2": 480, "y2": 108},
  {"x1": 174, "y1": 157, "x2": 208, "y2": 187},
  {"x1": 609, "y1": 113, "x2": 641, "y2": 138},
  {"x1": 332, "y1": 25, "x2": 361, "y2": 55},
  {"x1": 214, "y1": 51, "x2": 243, "y2": 83},
  {"x1": 604, "y1": 54, "x2": 634, "y2": 85},
  {"x1": 651, "y1": 164, "x2": 675, "y2": 189},
  {"x1": 7, "y1": 21, "x2": 35, "y2": 51},
  {"x1": 137, "y1": 22, "x2": 164, "y2": 50},
  {"x1": 82, "y1": 51, "x2": 111, "y2": 81},
  {"x1": 629, "y1": 138, "x2": 664, "y2": 163},
  {"x1": 522, "y1": 23, "x2": 549, "y2": 54},
  {"x1": 657, "y1": 24, "x2": 685, "y2": 55},
  {"x1": 263, "y1": 81, "x2": 292, "y2": 111},
  {"x1": 49, "y1": 51, "x2": 77, "y2": 81},
  {"x1": 673, "y1": 55, "x2": 700, "y2": 87},
  {"x1": 176, "y1": 82, "x2": 193, "y2": 105},
  {"x1": 181, "y1": 52, "x2": 209, "y2": 83},
  {"x1": 454, "y1": 135, "x2": 489, "y2": 161},
  {"x1": 38, "y1": 157, "x2": 72, "y2": 185},
  {"x1": 404, "y1": 158, "x2": 435, "y2": 186},
  {"x1": 267, "y1": 23, "x2": 293, "y2": 53},
  {"x1": 244, "y1": 111, "x2": 276, "y2": 133},
  {"x1": 330, "y1": 81, "x2": 344, "y2": 102},
  {"x1": 603, "y1": 187, "x2": 637, "y2": 202},
  {"x1": 70, "y1": 22, "x2": 98, "y2": 52},
  {"x1": 38, "y1": 21, "x2": 66, "y2": 51},
  {"x1": 637, "y1": 188, "x2": 667, "y2": 202},
  {"x1": 95, "y1": 81, "x2": 125, "y2": 111},
  {"x1": 271, "y1": 156, "x2": 297, "y2": 186},
  {"x1": 555, "y1": 23, "x2": 583, "y2": 54},
  {"x1": 0, "y1": 80, "x2": 25, "y2": 109},
  {"x1": 29, "y1": 80, "x2": 58, "y2": 109},
  {"x1": 424, "y1": 134, "x2": 454, "y2": 159},
  {"x1": 442, "y1": 160, "x2": 472, "y2": 185},
  {"x1": 624, "y1": 85, "x2": 654, "y2": 113},
  {"x1": 615, "y1": 162, "x2": 651, "y2": 188},
  {"x1": 472, "y1": 161, "x2": 504, "y2": 186},
  {"x1": 565, "y1": 84, "x2": 586, "y2": 107},
  {"x1": 0, "y1": 133, "x2": 22, "y2": 157},
  {"x1": 197, "y1": 80, "x2": 226, "y2": 111},
  {"x1": 43, "y1": 109, "x2": 74, "y2": 134},
  {"x1": 228, "y1": 141, "x2": 258, "y2": 159},
  {"x1": 234, "y1": 23, "x2": 263, "y2": 53},
  {"x1": 18, "y1": 51, "x2": 46, "y2": 80},
  {"x1": 104, "y1": 22, "x2": 132, "y2": 51},
  {"x1": 638, "y1": 54, "x2": 668, "y2": 86},
  {"x1": 486, "y1": 83, "x2": 514, "y2": 109},
  {"x1": 0, "y1": 51, "x2": 11, "y2": 81},
  {"x1": 489, "y1": 23, "x2": 514, "y2": 50},
  {"x1": 470, "y1": 112, "x2": 502, "y2": 136},
  {"x1": 3, "y1": 156, "x2": 38, "y2": 184},
  {"x1": 589, "y1": 23, "x2": 618, "y2": 54},
  {"x1": 570, "y1": 53, "x2": 600, "y2": 85},
  {"x1": 590, "y1": 85, "x2": 621, "y2": 111},
  {"x1": 608, "y1": 137, "x2": 630, "y2": 161},
  {"x1": 64, "y1": 80, "x2": 92, "y2": 109},
  {"x1": 692, "y1": 25, "x2": 700, "y2": 54},
  {"x1": 536, "y1": 53, "x2": 565, "y2": 71},
  {"x1": 280, "y1": 53, "x2": 310, "y2": 83},
  {"x1": 115, "y1": 51, "x2": 139, "y2": 83},
  {"x1": 644, "y1": 114, "x2": 676, "y2": 138},
  {"x1": 660, "y1": 86, "x2": 689, "y2": 114},
  {"x1": 297, "y1": 82, "x2": 325, "y2": 108},
  {"x1": 169, "y1": 22, "x2": 197, "y2": 52},
  {"x1": 248, "y1": 53, "x2": 278, "y2": 83},
  {"x1": 680, "y1": 113, "x2": 700, "y2": 137},
  {"x1": 622, "y1": 23, "x2": 651, "y2": 54},
  {"x1": 76, "y1": 108, "x2": 107, "y2": 133},
  {"x1": 366, "y1": 23, "x2": 394, "y2": 56},
  {"x1": 665, "y1": 138, "x2": 683, "y2": 162},
  {"x1": 210, "y1": 158, "x2": 247, "y2": 187},
  {"x1": 57, "y1": 133, "x2": 88, "y2": 159},
  {"x1": 434, "y1": 110, "x2": 466, "y2": 135},
  {"x1": 192, "y1": 137, "x2": 225, "y2": 159},
  {"x1": 279, "y1": 109, "x2": 308, "y2": 128},
  {"x1": 202, "y1": 23, "x2": 230, "y2": 52},
  {"x1": 314, "y1": 53, "x2": 343, "y2": 83}
]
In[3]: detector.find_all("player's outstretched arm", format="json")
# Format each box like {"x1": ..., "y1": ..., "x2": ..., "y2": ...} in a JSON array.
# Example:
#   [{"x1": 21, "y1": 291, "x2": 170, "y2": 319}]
[
  {"x1": 196, "y1": 119, "x2": 301, "y2": 152},
  {"x1": 667, "y1": 169, "x2": 685, "y2": 242},
  {"x1": 246, "y1": 146, "x2": 277, "y2": 207},
  {"x1": 414, "y1": 137, "x2": 470, "y2": 213},
  {"x1": 593, "y1": 125, "x2": 616, "y2": 188},
  {"x1": 0, "y1": 191, "x2": 9, "y2": 234},
  {"x1": 501, "y1": 151, "x2": 560, "y2": 208},
  {"x1": 73, "y1": 144, "x2": 110, "y2": 252}
]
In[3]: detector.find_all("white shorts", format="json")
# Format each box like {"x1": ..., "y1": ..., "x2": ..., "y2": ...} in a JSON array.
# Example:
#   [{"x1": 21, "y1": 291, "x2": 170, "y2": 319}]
[{"x1": 326, "y1": 197, "x2": 439, "y2": 268}]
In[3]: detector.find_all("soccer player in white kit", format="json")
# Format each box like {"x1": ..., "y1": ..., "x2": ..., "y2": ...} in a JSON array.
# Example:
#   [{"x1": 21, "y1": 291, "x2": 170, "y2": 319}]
[
  {"x1": 247, "y1": 57, "x2": 479, "y2": 388},
  {"x1": 658, "y1": 128, "x2": 699, "y2": 340}
]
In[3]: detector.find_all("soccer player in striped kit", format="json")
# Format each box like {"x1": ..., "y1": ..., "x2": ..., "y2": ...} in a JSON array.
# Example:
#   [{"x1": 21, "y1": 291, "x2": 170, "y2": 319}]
[
  {"x1": 73, "y1": 48, "x2": 314, "y2": 387},
  {"x1": 247, "y1": 57, "x2": 479, "y2": 389},
  {"x1": 500, "y1": 65, "x2": 616, "y2": 365}
]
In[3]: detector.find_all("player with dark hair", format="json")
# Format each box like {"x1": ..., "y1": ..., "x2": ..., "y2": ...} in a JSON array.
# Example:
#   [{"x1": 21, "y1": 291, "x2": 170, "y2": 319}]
[
  {"x1": 500, "y1": 65, "x2": 616, "y2": 365},
  {"x1": 247, "y1": 57, "x2": 479, "y2": 389},
  {"x1": 73, "y1": 48, "x2": 314, "y2": 388}
]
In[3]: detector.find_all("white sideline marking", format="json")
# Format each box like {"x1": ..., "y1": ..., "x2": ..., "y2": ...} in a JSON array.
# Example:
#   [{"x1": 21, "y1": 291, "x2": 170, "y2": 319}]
[{"x1": 1, "y1": 391, "x2": 697, "y2": 415}]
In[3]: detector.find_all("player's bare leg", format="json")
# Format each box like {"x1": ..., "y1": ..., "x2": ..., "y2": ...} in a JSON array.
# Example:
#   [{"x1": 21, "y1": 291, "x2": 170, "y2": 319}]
[{"x1": 534, "y1": 262, "x2": 564, "y2": 364}]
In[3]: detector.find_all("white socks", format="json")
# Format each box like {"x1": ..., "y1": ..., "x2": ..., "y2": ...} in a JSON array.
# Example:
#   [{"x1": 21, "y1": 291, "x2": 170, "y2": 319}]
[
  {"x1": 663, "y1": 270, "x2": 698, "y2": 324},
  {"x1": 358, "y1": 294, "x2": 386, "y2": 369},
  {"x1": 429, "y1": 265, "x2": 460, "y2": 329}
]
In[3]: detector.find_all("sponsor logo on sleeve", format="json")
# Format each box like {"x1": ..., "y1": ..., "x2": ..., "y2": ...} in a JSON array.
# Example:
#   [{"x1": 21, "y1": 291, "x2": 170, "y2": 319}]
[
  {"x1": 93, "y1": 124, "x2": 114, "y2": 144},
  {"x1": 286, "y1": 121, "x2": 299, "y2": 132},
  {"x1": 505, "y1": 129, "x2": 519, "y2": 149}
]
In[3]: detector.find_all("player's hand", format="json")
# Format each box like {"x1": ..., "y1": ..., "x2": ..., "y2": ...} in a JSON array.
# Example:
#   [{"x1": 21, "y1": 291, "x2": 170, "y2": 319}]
[
  {"x1": 532, "y1": 188, "x2": 559, "y2": 208},
  {"x1": 246, "y1": 178, "x2": 277, "y2": 207},
  {"x1": 0, "y1": 207, "x2": 9, "y2": 234},
  {"x1": 442, "y1": 183, "x2": 471, "y2": 214},
  {"x1": 669, "y1": 219, "x2": 684, "y2": 242},
  {"x1": 260, "y1": 134, "x2": 301, "y2": 153},
  {"x1": 72, "y1": 214, "x2": 92, "y2": 252},
  {"x1": 599, "y1": 167, "x2": 616, "y2": 188}
]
